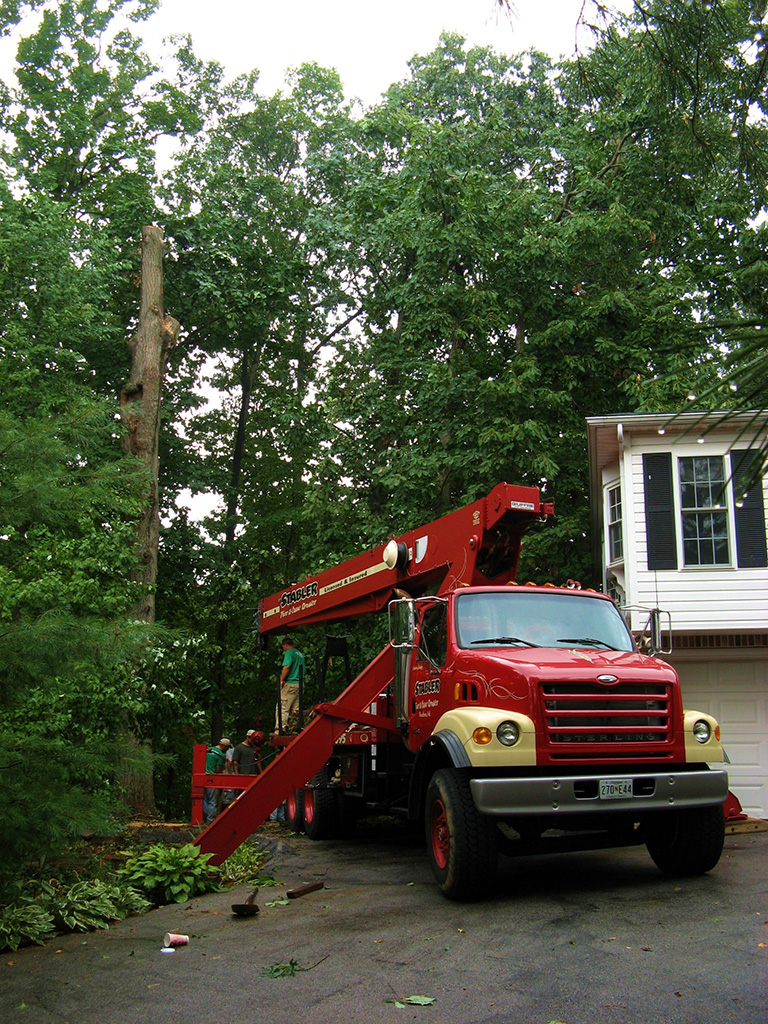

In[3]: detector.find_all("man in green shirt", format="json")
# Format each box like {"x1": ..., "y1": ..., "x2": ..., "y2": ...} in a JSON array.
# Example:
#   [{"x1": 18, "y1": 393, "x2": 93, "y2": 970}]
[
  {"x1": 275, "y1": 636, "x2": 305, "y2": 733},
  {"x1": 203, "y1": 738, "x2": 232, "y2": 823}
]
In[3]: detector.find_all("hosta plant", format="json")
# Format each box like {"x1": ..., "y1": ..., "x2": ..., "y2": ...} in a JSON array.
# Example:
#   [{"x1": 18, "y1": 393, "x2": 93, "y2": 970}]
[
  {"x1": 0, "y1": 900, "x2": 56, "y2": 952},
  {"x1": 119, "y1": 843, "x2": 220, "y2": 905}
]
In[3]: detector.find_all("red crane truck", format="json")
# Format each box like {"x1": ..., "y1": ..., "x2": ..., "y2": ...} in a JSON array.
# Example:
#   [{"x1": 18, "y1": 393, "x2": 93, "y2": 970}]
[{"x1": 195, "y1": 482, "x2": 728, "y2": 899}]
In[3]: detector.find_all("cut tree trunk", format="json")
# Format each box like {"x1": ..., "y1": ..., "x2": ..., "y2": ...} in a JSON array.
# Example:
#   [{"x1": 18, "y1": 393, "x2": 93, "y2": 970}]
[
  {"x1": 119, "y1": 225, "x2": 180, "y2": 815},
  {"x1": 120, "y1": 225, "x2": 180, "y2": 621}
]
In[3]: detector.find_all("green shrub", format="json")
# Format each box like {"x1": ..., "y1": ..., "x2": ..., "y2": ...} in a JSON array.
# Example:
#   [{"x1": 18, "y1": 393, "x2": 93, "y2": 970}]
[
  {"x1": 119, "y1": 843, "x2": 220, "y2": 905},
  {"x1": 0, "y1": 878, "x2": 153, "y2": 951},
  {"x1": 43, "y1": 879, "x2": 152, "y2": 933},
  {"x1": 0, "y1": 900, "x2": 56, "y2": 952}
]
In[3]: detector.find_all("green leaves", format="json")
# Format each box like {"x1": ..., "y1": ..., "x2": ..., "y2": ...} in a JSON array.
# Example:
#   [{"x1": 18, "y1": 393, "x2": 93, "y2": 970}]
[
  {"x1": 0, "y1": 878, "x2": 151, "y2": 952},
  {"x1": 119, "y1": 843, "x2": 220, "y2": 905},
  {"x1": 261, "y1": 959, "x2": 303, "y2": 978},
  {"x1": 385, "y1": 995, "x2": 436, "y2": 1008},
  {"x1": 0, "y1": 901, "x2": 56, "y2": 952}
]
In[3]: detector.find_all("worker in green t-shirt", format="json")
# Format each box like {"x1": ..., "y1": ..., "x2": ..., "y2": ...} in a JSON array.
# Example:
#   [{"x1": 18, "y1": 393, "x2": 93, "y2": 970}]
[
  {"x1": 275, "y1": 636, "x2": 305, "y2": 733},
  {"x1": 203, "y1": 738, "x2": 232, "y2": 823}
]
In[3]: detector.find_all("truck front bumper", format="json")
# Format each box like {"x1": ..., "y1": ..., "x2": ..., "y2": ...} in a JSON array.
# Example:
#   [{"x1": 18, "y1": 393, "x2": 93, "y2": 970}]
[{"x1": 470, "y1": 769, "x2": 729, "y2": 817}]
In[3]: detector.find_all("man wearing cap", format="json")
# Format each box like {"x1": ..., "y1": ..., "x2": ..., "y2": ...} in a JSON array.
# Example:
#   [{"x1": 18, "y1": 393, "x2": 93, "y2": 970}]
[
  {"x1": 275, "y1": 636, "x2": 305, "y2": 733},
  {"x1": 203, "y1": 738, "x2": 232, "y2": 824},
  {"x1": 232, "y1": 730, "x2": 261, "y2": 776}
]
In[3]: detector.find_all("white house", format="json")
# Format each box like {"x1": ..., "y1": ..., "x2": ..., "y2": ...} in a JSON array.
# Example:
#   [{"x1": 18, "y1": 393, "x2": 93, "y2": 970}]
[{"x1": 586, "y1": 411, "x2": 768, "y2": 818}]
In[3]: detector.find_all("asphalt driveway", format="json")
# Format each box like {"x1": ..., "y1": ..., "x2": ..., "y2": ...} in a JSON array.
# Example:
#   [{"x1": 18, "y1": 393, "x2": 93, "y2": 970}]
[{"x1": 2, "y1": 821, "x2": 766, "y2": 1024}]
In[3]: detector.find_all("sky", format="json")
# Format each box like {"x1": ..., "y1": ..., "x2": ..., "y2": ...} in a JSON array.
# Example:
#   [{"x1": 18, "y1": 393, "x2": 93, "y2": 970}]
[{"x1": 140, "y1": 0, "x2": 629, "y2": 105}]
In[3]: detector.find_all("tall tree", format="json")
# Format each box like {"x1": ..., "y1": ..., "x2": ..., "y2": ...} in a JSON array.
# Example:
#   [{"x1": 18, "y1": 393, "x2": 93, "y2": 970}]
[
  {"x1": 307, "y1": 10, "x2": 768, "y2": 584},
  {"x1": 159, "y1": 63, "x2": 358, "y2": 737},
  {"x1": 0, "y1": 0, "x2": 209, "y2": 836},
  {"x1": 0, "y1": 176, "x2": 153, "y2": 871}
]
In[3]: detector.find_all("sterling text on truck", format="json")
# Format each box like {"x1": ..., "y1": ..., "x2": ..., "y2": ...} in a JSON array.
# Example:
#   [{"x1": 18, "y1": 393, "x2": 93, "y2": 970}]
[{"x1": 194, "y1": 482, "x2": 728, "y2": 899}]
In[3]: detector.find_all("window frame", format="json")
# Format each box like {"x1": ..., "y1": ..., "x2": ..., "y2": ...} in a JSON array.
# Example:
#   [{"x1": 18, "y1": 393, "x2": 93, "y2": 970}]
[
  {"x1": 606, "y1": 483, "x2": 624, "y2": 565},
  {"x1": 676, "y1": 453, "x2": 732, "y2": 568}
]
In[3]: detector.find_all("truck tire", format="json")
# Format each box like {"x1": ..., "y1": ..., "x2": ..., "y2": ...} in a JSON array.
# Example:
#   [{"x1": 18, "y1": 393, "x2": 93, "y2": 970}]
[
  {"x1": 425, "y1": 768, "x2": 498, "y2": 900},
  {"x1": 303, "y1": 767, "x2": 339, "y2": 840},
  {"x1": 285, "y1": 788, "x2": 304, "y2": 832},
  {"x1": 646, "y1": 805, "x2": 725, "y2": 876}
]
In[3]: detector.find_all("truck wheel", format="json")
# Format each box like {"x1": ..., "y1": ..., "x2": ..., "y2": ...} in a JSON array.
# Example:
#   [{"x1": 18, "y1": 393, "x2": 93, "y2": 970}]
[
  {"x1": 425, "y1": 768, "x2": 498, "y2": 900},
  {"x1": 285, "y1": 788, "x2": 304, "y2": 832},
  {"x1": 303, "y1": 767, "x2": 339, "y2": 840},
  {"x1": 646, "y1": 805, "x2": 725, "y2": 876}
]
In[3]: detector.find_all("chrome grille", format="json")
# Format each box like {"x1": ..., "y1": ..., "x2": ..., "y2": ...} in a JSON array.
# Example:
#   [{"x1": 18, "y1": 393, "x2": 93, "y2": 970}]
[{"x1": 541, "y1": 682, "x2": 671, "y2": 758}]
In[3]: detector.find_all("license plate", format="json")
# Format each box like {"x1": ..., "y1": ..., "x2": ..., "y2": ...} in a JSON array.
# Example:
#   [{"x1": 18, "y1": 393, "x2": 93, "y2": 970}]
[{"x1": 600, "y1": 778, "x2": 633, "y2": 800}]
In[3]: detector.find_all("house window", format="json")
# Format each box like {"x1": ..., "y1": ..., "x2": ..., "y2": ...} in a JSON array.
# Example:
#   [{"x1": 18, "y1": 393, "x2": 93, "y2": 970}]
[
  {"x1": 643, "y1": 449, "x2": 766, "y2": 571},
  {"x1": 678, "y1": 456, "x2": 730, "y2": 566},
  {"x1": 607, "y1": 485, "x2": 623, "y2": 563}
]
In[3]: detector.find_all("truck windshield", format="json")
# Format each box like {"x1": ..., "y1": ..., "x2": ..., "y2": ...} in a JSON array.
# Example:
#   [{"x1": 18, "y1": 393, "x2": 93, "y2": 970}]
[{"x1": 455, "y1": 591, "x2": 634, "y2": 653}]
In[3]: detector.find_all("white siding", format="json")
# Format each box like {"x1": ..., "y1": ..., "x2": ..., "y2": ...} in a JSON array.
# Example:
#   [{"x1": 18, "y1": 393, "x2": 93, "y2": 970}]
[{"x1": 625, "y1": 432, "x2": 768, "y2": 632}]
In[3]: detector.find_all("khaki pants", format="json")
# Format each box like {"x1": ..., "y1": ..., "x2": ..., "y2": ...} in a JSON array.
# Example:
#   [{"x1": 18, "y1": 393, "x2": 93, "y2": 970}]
[{"x1": 275, "y1": 683, "x2": 300, "y2": 731}]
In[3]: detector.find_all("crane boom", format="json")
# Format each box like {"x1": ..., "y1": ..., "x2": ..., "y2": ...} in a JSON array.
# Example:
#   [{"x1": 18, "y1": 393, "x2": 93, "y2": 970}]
[{"x1": 259, "y1": 482, "x2": 553, "y2": 636}]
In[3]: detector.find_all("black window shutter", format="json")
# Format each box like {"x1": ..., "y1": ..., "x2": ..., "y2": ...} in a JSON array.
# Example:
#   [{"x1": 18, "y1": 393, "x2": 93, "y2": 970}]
[
  {"x1": 730, "y1": 450, "x2": 768, "y2": 568},
  {"x1": 643, "y1": 453, "x2": 678, "y2": 570}
]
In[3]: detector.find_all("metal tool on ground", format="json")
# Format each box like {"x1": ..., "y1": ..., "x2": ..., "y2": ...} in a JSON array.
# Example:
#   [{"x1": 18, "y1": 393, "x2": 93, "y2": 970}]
[
  {"x1": 286, "y1": 881, "x2": 324, "y2": 899},
  {"x1": 231, "y1": 888, "x2": 259, "y2": 917}
]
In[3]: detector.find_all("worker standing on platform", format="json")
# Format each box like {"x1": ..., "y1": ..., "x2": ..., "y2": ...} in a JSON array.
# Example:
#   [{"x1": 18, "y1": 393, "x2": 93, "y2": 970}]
[{"x1": 275, "y1": 636, "x2": 304, "y2": 733}]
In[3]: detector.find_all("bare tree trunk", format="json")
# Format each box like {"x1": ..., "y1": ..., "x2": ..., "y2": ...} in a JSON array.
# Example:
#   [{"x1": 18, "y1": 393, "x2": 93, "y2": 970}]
[
  {"x1": 119, "y1": 225, "x2": 180, "y2": 815},
  {"x1": 121, "y1": 225, "x2": 180, "y2": 617}
]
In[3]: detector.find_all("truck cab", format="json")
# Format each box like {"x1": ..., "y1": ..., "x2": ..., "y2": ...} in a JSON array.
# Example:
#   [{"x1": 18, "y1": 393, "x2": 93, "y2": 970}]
[{"x1": 392, "y1": 585, "x2": 727, "y2": 897}]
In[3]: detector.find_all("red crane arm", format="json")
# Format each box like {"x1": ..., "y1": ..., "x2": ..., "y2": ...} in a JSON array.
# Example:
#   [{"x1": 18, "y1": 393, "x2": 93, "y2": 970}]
[{"x1": 259, "y1": 482, "x2": 553, "y2": 636}]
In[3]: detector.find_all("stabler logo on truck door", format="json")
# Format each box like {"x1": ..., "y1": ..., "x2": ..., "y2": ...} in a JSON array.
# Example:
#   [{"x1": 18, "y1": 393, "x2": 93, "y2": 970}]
[{"x1": 414, "y1": 678, "x2": 441, "y2": 697}]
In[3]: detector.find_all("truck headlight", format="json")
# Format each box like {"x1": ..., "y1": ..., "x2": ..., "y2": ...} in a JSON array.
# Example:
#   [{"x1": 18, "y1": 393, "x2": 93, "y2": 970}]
[
  {"x1": 693, "y1": 719, "x2": 711, "y2": 744},
  {"x1": 497, "y1": 721, "x2": 520, "y2": 747}
]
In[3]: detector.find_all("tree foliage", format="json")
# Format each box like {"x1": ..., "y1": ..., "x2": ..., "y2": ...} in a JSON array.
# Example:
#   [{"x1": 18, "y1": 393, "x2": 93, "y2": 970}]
[
  {"x1": 308, "y1": 7, "x2": 768, "y2": 581},
  {"x1": 0, "y1": 0, "x2": 190, "y2": 873}
]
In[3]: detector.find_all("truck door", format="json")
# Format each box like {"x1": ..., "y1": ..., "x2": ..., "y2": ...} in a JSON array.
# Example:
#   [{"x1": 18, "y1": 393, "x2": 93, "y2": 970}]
[{"x1": 407, "y1": 599, "x2": 449, "y2": 751}]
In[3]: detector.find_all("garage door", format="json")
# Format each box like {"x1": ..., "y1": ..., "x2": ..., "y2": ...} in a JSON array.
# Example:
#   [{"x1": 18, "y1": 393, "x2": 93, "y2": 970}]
[{"x1": 674, "y1": 658, "x2": 768, "y2": 819}]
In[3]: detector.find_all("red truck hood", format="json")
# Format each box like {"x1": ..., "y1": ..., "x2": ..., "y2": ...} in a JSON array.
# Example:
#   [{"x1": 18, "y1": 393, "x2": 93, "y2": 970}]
[{"x1": 453, "y1": 646, "x2": 676, "y2": 696}]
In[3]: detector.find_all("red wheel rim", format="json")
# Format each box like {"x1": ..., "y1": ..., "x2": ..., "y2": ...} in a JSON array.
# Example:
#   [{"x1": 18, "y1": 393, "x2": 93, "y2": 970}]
[
  {"x1": 304, "y1": 789, "x2": 314, "y2": 824},
  {"x1": 287, "y1": 790, "x2": 298, "y2": 819},
  {"x1": 430, "y1": 798, "x2": 449, "y2": 870}
]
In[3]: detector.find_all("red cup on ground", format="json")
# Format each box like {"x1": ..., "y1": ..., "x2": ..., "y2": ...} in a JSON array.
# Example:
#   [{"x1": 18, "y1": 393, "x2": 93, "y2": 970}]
[{"x1": 164, "y1": 933, "x2": 189, "y2": 947}]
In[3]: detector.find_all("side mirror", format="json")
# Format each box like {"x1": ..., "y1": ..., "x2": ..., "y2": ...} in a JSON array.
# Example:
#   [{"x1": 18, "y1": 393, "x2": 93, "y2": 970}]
[
  {"x1": 625, "y1": 605, "x2": 672, "y2": 656},
  {"x1": 647, "y1": 608, "x2": 672, "y2": 656}
]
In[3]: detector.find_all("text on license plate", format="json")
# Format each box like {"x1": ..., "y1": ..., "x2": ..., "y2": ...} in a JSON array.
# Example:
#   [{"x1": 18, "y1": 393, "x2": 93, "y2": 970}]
[{"x1": 599, "y1": 778, "x2": 633, "y2": 799}]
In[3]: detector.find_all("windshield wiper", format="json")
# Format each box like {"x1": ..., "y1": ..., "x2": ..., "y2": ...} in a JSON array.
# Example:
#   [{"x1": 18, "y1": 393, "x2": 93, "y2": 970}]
[
  {"x1": 470, "y1": 636, "x2": 540, "y2": 648},
  {"x1": 556, "y1": 637, "x2": 619, "y2": 651}
]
